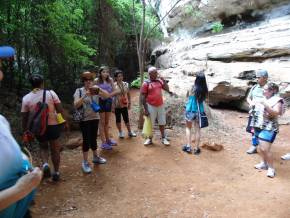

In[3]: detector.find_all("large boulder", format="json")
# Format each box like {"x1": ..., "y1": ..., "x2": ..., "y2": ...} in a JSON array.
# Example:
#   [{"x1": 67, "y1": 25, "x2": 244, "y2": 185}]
[
  {"x1": 147, "y1": 0, "x2": 289, "y2": 37},
  {"x1": 154, "y1": 13, "x2": 290, "y2": 110}
]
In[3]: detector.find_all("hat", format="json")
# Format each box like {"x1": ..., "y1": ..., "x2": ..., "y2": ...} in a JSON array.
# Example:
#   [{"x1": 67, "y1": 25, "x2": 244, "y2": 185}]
[
  {"x1": 81, "y1": 71, "x2": 95, "y2": 80},
  {"x1": 256, "y1": 69, "x2": 268, "y2": 78},
  {"x1": 0, "y1": 46, "x2": 15, "y2": 58},
  {"x1": 148, "y1": 66, "x2": 157, "y2": 74}
]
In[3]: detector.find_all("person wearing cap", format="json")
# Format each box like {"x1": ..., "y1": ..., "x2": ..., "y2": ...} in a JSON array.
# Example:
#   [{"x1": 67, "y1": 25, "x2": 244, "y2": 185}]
[
  {"x1": 21, "y1": 74, "x2": 68, "y2": 182},
  {"x1": 0, "y1": 50, "x2": 42, "y2": 218},
  {"x1": 140, "y1": 66, "x2": 172, "y2": 146},
  {"x1": 73, "y1": 71, "x2": 111, "y2": 174},
  {"x1": 246, "y1": 69, "x2": 268, "y2": 154}
]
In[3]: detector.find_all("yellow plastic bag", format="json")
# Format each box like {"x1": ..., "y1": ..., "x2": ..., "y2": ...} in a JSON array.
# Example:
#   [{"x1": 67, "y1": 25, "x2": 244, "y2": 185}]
[
  {"x1": 57, "y1": 113, "x2": 66, "y2": 124},
  {"x1": 142, "y1": 116, "x2": 153, "y2": 138}
]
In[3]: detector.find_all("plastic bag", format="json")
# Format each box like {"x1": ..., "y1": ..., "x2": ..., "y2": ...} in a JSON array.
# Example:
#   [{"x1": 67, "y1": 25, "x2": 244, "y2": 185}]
[{"x1": 142, "y1": 116, "x2": 152, "y2": 138}]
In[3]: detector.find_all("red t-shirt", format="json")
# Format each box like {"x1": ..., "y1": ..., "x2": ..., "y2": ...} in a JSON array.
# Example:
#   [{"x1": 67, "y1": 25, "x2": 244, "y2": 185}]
[{"x1": 141, "y1": 79, "x2": 164, "y2": 107}]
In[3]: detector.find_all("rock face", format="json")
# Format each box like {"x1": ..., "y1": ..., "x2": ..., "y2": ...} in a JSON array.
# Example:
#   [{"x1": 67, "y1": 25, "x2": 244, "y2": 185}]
[
  {"x1": 148, "y1": 0, "x2": 289, "y2": 37},
  {"x1": 152, "y1": 9, "x2": 290, "y2": 110}
]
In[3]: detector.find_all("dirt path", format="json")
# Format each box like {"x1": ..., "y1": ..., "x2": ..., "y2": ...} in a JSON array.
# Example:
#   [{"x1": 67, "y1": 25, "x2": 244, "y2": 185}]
[{"x1": 32, "y1": 91, "x2": 290, "y2": 218}]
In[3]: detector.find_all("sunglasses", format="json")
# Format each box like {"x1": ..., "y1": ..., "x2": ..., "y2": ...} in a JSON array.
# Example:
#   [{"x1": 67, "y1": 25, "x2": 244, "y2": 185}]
[{"x1": 83, "y1": 78, "x2": 93, "y2": 82}]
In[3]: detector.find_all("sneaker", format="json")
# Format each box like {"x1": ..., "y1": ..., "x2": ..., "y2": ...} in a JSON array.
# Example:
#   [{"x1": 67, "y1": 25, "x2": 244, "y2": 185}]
[
  {"x1": 52, "y1": 172, "x2": 60, "y2": 181},
  {"x1": 128, "y1": 131, "x2": 137, "y2": 137},
  {"x1": 144, "y1": 138, "x2": 153, "y2": 146},
  {"x1": 92, "y1": 156, "x2": 107, "y2": 164},
  {"x1": 267, "y1": 167, "x2": 275, "y2": 178},
  {"x1": 254, "y1": 162, "x2": 268, "y2": 170},
  {"x1": 246, "y1": 145, "x2": 257, "y2": 154},
  {"x1": 182, "y1": 145, "x2": 192, "y2": 154},
  {"x1": 82, "y1": 161, "x2": 92, "y2": 174},
  {"x1": 107, "y1": 139, "x2": 117, "y2": 146},
  {"x1": 161, "y1": 137, "x2": 170, "y2": 146},
  {"x1": 101, "y1": 143, "x2": 113, "y2": 150},
  {"x1": 281, "y1": 153, "x2": 290, "y2": 160},
  {"x1": 119, "y1": 131, "x2": 125, "y2": 139},
  {"x1": 193, "y1": 147, "x2": 201, "y2": 155},
  {"x1": 42, "y1": 164, "x2": 51, "y2": 178}
]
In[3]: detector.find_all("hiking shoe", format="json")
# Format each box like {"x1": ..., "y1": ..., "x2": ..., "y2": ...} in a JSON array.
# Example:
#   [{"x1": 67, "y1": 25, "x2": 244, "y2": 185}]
[
  {"x1": 107, "y1": 139, "x2": 117, "y2": 146},
  {"x1": 267, "y1": 167, "x2": 275, "y2": 178},
  {"x1": 182, "y1": 145, "x2": 192, "y2": 154},
  {"x1": 82, "y1": 161, "x2": 92, "y2": 174},
  {"x1": 101, "y1": 143, "x2": 113, "y2": 150},
  {"x1": 281, "y1": 153, "x2": 290, "y2": 160},
  {"x1": 144, "y1": 138, "x2": 153, "y2": 146},
  {"x1": 161, "y1": 137, "x2": 170, "y2": 146},
  {"x1": 193, "y1": 147, "x2": 201, "y2": 155},
  {"x1": 246, "y1": 145, "x2": 257, "y2": 154},
  {"x1": 119, "y1": 131, "x2": 125, "y2": 139},
  {"x1": 92, "y1": 156, "x2": 107, "y2": 164},
  {"x1": 42, "y1": 164, "x2": 51, "y2": 178},
  {"x1": 254, "y1": 162, "x2": 268, "y2": 170},
  {"x1": 128, "y1": 131, "x2": 137, "y2": 137},
  {"x1": 52, "y1": 172, "x2": 60, "y2": 181}
]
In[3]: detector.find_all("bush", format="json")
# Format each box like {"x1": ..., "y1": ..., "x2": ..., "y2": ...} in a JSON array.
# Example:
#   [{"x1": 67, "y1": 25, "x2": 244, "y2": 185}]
[
  {"x1": 130, "y1": 73, "x2": 148, "y2": 88},
  {"x1": 211, "y1": 22, "x2": 224, "y2": 33}
]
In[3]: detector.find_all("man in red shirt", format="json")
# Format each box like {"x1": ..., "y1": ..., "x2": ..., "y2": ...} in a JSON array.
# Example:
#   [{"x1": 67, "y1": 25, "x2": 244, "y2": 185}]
[{"x1": 141, "y1": 67, "x2": 171, "y2": 146}]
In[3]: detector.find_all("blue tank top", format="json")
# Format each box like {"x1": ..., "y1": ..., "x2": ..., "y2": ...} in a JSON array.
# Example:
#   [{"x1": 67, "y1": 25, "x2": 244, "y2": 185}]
[{"x1": 185, "y1": 95, "x2": 205, "y2": 113}]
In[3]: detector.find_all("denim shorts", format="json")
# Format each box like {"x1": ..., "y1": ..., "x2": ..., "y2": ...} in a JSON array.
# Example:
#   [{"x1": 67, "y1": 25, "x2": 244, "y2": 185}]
[
  {"x1": 99, "y1": 98, "x2": 112, "y2": 113},
  {"x1": 254, "y1": 128, "x2": 277, "y2": 143},
  {"x1": 185, "y1": 111, "x2": 198, "y2": 122}
]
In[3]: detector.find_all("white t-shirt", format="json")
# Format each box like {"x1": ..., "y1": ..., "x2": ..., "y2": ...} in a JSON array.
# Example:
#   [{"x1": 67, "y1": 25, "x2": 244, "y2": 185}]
[
  {"x1": 21, "y1": 89, "x2": 61, "y2": 125},
  {"x1": 0, "y1": 115, "x2": 24, "y2": 189}
]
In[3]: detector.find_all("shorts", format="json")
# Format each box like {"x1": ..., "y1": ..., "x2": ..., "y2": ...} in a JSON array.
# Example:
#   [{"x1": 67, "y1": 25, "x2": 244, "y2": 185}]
[
  {"x1": 36, "y1": 124, "x2": 62, "y2": 142},
  {"x1": 99, "y1": 98, "x2": 112, "y2": 113},
  {"x1": 147, "y1": 103, "x2": 166, "y2": 126},
  {"x1": 254, "y1": 128, "x2": 277, "y2": 143},
  {"x1": 185, "y1": 111, "x2": 198, "y2": 122}
]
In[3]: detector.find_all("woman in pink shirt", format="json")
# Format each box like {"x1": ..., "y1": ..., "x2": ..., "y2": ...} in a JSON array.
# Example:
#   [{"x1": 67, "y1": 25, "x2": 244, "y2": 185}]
[{"x1": 21, "y1": 74, "x2": 67, "y2": 182}]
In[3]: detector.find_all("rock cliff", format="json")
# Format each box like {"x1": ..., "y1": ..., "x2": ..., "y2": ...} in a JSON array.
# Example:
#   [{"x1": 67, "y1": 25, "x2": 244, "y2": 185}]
[{"x1": 149, "y1": 1, "x2": 290, "y2": 110}]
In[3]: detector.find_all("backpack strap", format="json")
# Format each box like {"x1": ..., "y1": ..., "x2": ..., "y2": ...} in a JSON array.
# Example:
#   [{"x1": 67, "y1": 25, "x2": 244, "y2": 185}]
[
  {"x1": 43, "y1": 89, "x2": 46, "y2": 103},
  {"x1": 79, "y1": 88, "x2": 82, "y2": 98}
]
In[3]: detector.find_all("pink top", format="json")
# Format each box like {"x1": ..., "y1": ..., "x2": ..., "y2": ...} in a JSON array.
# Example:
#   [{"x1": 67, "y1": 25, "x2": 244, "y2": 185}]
[
  {"x1": 21, "y1": 89, "x2": 61, "y2": 125},
  {"x1": 141, "y1": 79, "x2": 164, "y2": 107}
]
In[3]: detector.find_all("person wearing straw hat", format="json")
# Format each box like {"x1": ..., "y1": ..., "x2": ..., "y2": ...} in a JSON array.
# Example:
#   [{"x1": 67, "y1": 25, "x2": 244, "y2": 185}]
[
  {"x1": 0, "y1": 46, "x2": 42, "y2": 218},
  {"x1": 73, "y1": 71, "x2": 112, "y2": 174}
]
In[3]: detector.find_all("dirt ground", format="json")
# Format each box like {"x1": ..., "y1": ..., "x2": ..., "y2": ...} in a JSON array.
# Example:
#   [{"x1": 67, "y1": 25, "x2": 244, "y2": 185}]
[{"x1": 32, "y1": 91, "x2": 290, "y2": 218}]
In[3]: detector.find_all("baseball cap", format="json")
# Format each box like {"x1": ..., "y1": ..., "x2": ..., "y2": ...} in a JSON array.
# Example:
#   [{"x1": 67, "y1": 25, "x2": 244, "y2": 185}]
[
  {"x1": 148, "y1": 66, "x2": 157, "y2": 74},
  {"x1": 256, "y1": 69, "x2": 268, "y2": 78},
  {"x1": 0, "y1": 46, "x2": 15, "y2": 58}
]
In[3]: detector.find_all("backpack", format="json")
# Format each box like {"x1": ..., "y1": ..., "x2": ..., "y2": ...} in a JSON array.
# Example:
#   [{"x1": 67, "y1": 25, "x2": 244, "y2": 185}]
[{"x1": 27, "y1": 90, "x2": 49, "y2": 136}]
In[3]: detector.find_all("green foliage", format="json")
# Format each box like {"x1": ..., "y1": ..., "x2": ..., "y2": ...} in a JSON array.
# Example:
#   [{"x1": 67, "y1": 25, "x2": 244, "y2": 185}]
[
  {"x1": 106, "y1": 0, "x2": 161, "y2": 39},
  {"x1": 130, "y1": 73, "x2": 148, "y2": 88},
  {"x1": 0, "y1": 0, "x2": 161, "y2": 100},
  {"x1": 211, "y1": 21, "x2": 224, "y2": 33}
]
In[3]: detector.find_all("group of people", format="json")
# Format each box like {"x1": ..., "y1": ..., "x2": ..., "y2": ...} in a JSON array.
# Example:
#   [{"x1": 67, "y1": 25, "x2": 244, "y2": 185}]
[
  {"x1": 73, "y1": 67, "x2": 137, "y2": 174},
  {"x1": 0, "y1": 45, "x2": 288, "y2": 217},
  {"x1": 245, "y1": 69, "x2": 286, "y2": 178}
]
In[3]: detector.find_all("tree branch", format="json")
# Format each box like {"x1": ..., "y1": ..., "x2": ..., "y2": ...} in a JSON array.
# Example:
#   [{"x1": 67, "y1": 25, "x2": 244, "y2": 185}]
[{"x1": 145, "y1": 0, "x2": 183, "y2": 40}]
